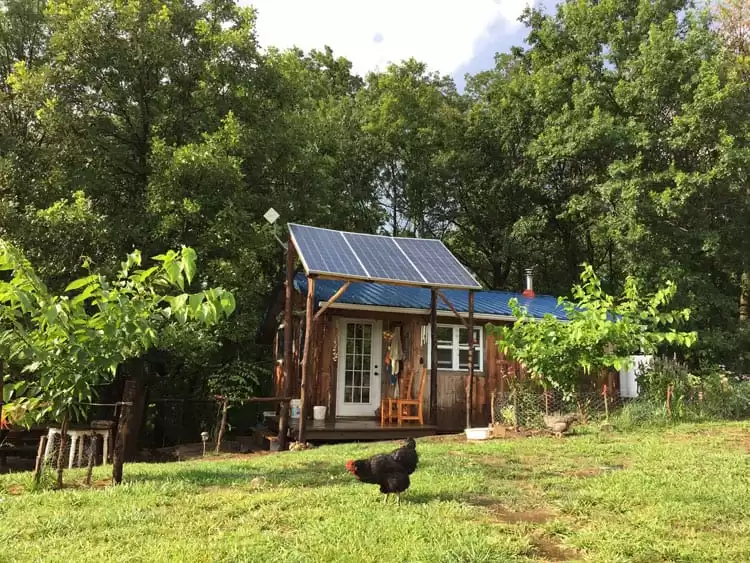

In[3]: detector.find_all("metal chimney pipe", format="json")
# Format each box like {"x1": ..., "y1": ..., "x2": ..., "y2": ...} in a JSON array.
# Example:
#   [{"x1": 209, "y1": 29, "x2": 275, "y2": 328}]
[{"x1": 522, "y1": 268, "x2": 535, "y2": 298}]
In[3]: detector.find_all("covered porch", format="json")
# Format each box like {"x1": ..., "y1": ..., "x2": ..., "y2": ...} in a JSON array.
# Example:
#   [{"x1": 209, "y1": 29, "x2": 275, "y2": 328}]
[{"x1": 269, "y1": 417, "x2": 438, "y2": 442}]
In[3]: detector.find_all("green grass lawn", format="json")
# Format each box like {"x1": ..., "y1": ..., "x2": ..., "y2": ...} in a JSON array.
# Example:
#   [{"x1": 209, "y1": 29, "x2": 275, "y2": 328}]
[{"x1": 1, "y1": 422, "x2": 748, "y2": 562}]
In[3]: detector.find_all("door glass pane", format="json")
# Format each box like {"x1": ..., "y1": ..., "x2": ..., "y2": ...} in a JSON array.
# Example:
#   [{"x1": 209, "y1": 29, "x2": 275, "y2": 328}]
[{"x1": 343, "y1": 322, "x2": 374, "y2": 405}]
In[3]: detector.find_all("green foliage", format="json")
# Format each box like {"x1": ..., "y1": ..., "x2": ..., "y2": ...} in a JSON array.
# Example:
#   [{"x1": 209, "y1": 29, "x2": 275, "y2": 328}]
[
  {"x1": 207, "y1": 358, "x2": 262, "y2": 402},
  {"x1": 0, "y1": 0, "x2": 748, "y2": 395},
  {"x1": 637, "y1": 358, "x2": 750, "y2": 420},
  {"x1": 492, "y1": 265, "x2": 697, "y2": 397},
  {"x1": 0, "y1": 241, "x2": 234, "y2": 426}
]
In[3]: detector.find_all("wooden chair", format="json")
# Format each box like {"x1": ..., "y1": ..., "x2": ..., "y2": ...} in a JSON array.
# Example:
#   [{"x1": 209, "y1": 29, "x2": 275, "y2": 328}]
[
  {"x1": 380, "y1": 368, "x2": 414, "y2": 425},
  {"x1": 397, "y1": 367, "x2": 426, "y2": 425}
]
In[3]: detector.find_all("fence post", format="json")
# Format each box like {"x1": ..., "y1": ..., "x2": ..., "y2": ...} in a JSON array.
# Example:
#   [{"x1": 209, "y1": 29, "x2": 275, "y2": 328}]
[
  {"x1": 55, "y1": 414, "x2": 69, "y2": 490},
  {"x1": 215, "y1": 397, "x2": 228, "y2": 454},
  {"x1": 603, "y1": 384, "x2": 609, "y2": 421},
  {"x1": 85, "y1": 433, "x2": 98, "y2": 486},
  {"x1": 666, "y1": 384, "x2": 673, "y2": 418},
  {"x1": 490, "y1": 391, "x2": 496, "y2": 425},
  {"x1": 33, "y1": 435, "x2": 48, "y2": 486}
]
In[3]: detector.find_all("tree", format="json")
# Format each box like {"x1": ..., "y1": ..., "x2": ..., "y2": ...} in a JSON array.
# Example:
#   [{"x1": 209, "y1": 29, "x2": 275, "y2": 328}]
[
  {"x1": 357, "y1": 59, "x2": 462, "y2": 237},
  {"x1": 0, "y1": 241, "x2": 234, "y2": 486},
  {"x1": 492, "y1": 264, "x2": 697, "y2": 398}
]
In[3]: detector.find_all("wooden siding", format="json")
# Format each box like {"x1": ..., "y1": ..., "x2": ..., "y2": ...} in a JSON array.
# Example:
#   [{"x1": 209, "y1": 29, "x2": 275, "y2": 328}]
[{"x1": 274, "y1": 301, "x2": 525, "y2": 430}]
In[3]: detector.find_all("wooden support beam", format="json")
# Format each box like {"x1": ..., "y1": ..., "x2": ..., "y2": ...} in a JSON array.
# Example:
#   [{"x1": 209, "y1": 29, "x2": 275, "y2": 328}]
[
  {"x1": 313, "y1": 281, "x2": 350, "y2": 321},
  {"x1": 277, "y1": 238, "x2": 295, "y2": 450},
  {"x1": 435, "y1": 290, "x2": 469, "y2": 329},
  {"x1": 466, "y1": 291, "x2": 475, "y2": 429},
  {"x1": 430, "y1": 289, "x2": 438, "y2": 426},
  {"x1": 297, "y1": 277, "x2": 315, "y2": 444}
]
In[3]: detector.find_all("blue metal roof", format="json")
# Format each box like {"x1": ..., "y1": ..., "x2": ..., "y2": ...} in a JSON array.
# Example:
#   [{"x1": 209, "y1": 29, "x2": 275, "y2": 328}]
[{"x1": 293, "y1": 274, "x2": 568, "y2": 321}]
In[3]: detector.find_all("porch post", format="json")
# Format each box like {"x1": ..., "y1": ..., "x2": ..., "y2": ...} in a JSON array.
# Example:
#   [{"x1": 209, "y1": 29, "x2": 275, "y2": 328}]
[
  {"x1": 466, "y1": 290, "x2": 475, "y2": 429},
  {"x1": 297, "y1": 277, "x2": 315, "y2": 444},
  {"x1": 429, "y1": 289, "x2": 438, "y2": 426},
  {"x1": 277, "y1": 238, "x2": 295, "y2": 450}
]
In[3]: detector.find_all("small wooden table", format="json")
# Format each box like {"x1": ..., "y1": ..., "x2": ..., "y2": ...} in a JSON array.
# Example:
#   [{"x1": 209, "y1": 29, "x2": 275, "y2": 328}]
[{"x1": 44, "y1": 427, "x2": 111, "y2": 468}]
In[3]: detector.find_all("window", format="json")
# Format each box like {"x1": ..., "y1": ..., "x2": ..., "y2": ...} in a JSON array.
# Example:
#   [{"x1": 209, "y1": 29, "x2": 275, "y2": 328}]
[{"x1": 429, "y1": 324, "x2": 483, "y2": 372}]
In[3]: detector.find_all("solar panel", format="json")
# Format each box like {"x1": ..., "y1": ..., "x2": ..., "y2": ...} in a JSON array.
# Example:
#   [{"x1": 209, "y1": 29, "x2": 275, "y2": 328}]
[
  {"x1": 345, "y1": 233, "x2": 426, "y2": 284},
  {"x1": 394, "y1": 238, "x2": 481, "y2": 288},
  {"x1": 289, "y1": 224, "x2": 367, "y2": 278},
  {"x1": 288, "y1": 223, "x2": 482, "y2": 290}
]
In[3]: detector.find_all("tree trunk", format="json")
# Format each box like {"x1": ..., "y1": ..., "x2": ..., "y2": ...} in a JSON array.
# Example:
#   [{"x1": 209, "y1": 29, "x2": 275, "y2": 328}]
[
  {"x1": 112, "y1": 377, "x2": 140, "y2": 485},
  {"x1": 55, "y1": 414, "x2": 69, "y2": 490},
  {"x1": 429, "y1": 289, "x2": 438, "y2": 426},
  {"x1": 466, "y1": 291, "x2": 475, "y2": 429},
  {"x1": 740, "y1": 271, "x2": 749, "y2": 322},
  {"x1": 0, "y1": 361, "x2": 4, "y2": 437},
  {"x1": 278, "y1": 239, "x2": 295, "y2": 450},
  {"x1": 124, "y1": 362, "x2": 147, "y2": 461},
  {"x1": 215, "y1": 398, "x2": 228, "y2": 454},
  {"x1": 297, "y1": 278, "x2": 315, "y2": 444}
]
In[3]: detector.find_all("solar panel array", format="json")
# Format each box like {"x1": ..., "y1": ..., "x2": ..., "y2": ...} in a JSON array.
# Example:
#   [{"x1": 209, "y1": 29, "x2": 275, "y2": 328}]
[{"x1": 289, "y1": 223, "x2": 482, "y2": 289}]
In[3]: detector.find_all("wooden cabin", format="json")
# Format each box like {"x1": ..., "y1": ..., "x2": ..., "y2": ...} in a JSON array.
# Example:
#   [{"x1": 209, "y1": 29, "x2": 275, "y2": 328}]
[{"x1": 270, "y1": 224, "x2": 568, "y2": 444}]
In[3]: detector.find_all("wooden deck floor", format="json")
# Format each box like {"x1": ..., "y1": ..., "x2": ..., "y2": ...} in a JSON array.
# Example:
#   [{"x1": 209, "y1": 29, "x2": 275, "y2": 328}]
[{"x1": 270, "y1": 417, "x2": 438, "y2": 442}]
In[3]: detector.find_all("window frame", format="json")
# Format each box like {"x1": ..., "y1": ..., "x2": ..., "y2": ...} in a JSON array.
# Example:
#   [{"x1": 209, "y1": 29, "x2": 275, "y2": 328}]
[{"x1": 427, "y1": 323, "x2": 484, "y2": 373}]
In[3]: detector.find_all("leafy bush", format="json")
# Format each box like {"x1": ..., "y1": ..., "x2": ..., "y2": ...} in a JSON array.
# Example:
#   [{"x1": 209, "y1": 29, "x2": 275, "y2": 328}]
[
  {"x1": 637, "y1": 357, "x2": 699, "y2": 403},
  {"x1": 491, "y1": 265, "x2": 697, "y2": 398},
  {"x1": 611, "y1": 399, "x2": 672, "y2": 430},
  {"x1": 636, "y1": 358, "x2": 750, "y2": 421}
]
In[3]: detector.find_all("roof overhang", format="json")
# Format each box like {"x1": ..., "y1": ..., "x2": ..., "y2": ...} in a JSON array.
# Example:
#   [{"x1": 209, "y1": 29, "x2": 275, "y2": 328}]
[
  {"x1": 317, "y1": 300, "x2": 569, "y2": 323},
  {"x1": 317, "y1": 300, "x2": 517, "y2": 323}
]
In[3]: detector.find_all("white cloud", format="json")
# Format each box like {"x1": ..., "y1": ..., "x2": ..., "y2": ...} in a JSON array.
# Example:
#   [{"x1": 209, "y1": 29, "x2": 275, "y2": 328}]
[{"x1": 241, "y1": 0, "x2": 531, "y2": 77}]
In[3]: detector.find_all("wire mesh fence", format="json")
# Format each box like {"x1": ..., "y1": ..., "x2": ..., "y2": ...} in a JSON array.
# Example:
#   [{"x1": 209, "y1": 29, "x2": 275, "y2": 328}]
[
  {"x1": 492, "y1": 383, "x2": 750, "y2": 429},
  {"x1": 492, "y1": 390, "x2": 626, "y2": 429}
]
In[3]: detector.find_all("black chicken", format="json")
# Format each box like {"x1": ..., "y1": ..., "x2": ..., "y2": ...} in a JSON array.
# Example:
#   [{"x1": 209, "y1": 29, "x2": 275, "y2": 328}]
[{"x1": 345, "y1": 437, "x2": 419, "y2": 504}]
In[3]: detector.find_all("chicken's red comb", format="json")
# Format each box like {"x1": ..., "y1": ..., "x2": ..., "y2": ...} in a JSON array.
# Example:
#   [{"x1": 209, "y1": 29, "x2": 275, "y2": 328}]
[{"x1": 345, "y1": 459, "x2": 355, "y2": 473}]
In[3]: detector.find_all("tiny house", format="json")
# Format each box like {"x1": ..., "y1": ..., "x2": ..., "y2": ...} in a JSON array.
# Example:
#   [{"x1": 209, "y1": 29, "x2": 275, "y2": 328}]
[{"x1": 271, "y1": 224, "x2": 568, "y2": 444}]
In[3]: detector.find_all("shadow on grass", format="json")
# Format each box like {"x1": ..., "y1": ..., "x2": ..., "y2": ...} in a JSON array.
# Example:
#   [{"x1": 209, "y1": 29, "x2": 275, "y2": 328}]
[{"x1": 125, "y1": 459, "x2": 352, "y2": 489}]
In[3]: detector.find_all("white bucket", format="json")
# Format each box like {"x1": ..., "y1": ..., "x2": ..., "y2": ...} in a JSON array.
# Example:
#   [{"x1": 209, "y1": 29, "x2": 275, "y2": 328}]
[
  {"x1": 464, "y1": 427, "x2": 491, "y2": 441},
  {"x1": 313, "y1": 406, "x2": 327, "y2": 421},
  {"x1": 290, "y1": 399, "x2": 302, "y2": 418}
]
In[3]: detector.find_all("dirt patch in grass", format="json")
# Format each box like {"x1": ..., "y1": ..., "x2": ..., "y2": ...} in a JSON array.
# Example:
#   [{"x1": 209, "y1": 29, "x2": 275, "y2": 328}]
[
  {"x1": 468, "y1": 495, "x2": 555, "y2": 524},
  {"x1": 531, "y1": 535, "x2": 579, "y2": 562},
  {"x1": 567, "y1": 467, "x2": 602, "y2": 478},
  {"x1": 425, "y1": 428, "x2": 548, "y2": 444},
  {"x1": 5, "y1": 484, "x2": 24, "y2": 495}
]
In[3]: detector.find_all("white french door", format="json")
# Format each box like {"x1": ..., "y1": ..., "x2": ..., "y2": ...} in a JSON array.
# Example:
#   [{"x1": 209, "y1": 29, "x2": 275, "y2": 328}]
[{"x1": 336, "y1": 319, "x2": 382, "y2": 417}]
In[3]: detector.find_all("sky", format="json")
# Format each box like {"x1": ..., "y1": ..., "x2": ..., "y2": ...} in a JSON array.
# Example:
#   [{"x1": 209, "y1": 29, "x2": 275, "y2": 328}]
[{"x1": 241, "y1": 0, "x2": 540, "y2": 89}]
